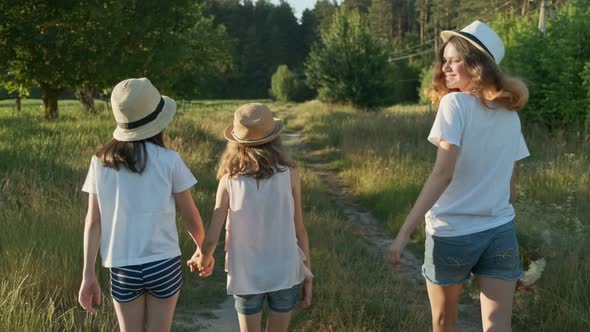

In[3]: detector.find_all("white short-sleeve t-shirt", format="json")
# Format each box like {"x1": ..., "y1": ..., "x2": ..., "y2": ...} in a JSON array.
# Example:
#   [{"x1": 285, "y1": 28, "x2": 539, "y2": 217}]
[
  {"x1": 82, "y1": 142, "x2": 197, "y2": 267},
  {"x1": 425, "y1": 92, "x2": 529, "y2": 237}
]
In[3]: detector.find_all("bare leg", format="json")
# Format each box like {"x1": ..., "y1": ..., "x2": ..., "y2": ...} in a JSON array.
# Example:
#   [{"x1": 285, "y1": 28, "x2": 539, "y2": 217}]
[
  {"x1": 144, "y1": 292, "x2": 179, "y2": 332},
  {"x1": 478, "y1": 277, "x2": 517, "y2": 332},
  {"x1": 426, "y1": 280, "x2": 464, "y2": 332},
  {"x1": 113, "y1": 294, "x2": 146, "y2": 332},
  {"x1": 238, "y1": 311, "x2": 263, "y2": 332},
  {"x1": 265, "y1": 310, "x2": 293, "y2": 332}
]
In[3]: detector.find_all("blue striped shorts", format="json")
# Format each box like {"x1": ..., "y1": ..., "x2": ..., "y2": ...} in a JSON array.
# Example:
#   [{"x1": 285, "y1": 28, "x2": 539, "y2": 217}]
[{"x1": 110, "y1": 256, "x2": 182, "y2": 303}]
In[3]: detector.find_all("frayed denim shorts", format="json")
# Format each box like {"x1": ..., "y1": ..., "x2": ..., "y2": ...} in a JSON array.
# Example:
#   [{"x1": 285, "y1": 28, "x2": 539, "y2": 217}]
[
  {"x1": 422, "y1": 220, "x2": 523, "y2": 286},
  {"x1": 233, "y1": 283, "x2": 300, "y2": 315}
]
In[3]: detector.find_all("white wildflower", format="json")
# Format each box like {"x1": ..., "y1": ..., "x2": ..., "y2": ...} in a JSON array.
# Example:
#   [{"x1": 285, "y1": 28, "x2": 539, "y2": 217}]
[{"x1": 521, "y1": 258, "x2": 546, "y2": 286}]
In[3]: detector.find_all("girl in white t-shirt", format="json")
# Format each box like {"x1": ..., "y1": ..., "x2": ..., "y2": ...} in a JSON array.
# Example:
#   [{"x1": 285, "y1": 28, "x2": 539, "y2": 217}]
[
  {"x1": 388, "y1": 21, "x2": 529, "y2": 331},
  {"x1": 78, "y1": 78, "x2": 212, "y2": 332},
  {"x1": 188, "y1": 103, "x2": 312, "y2": 332}
]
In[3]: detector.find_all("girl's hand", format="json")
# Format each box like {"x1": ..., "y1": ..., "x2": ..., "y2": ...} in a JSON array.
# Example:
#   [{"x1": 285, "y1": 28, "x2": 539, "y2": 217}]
[
  {"x1": 299, "y1": 278, "x2": 313, "y2": 309},
  {"x1": 388, "y1": 235, "x2": 409, "y2": 267},
  {"x1": 197, "y1": 254, "x2": 215, "y2": 278},
  {"x1": 78, "y1": 277, "x2": 101, "y2": 314},
  {"x1": 186, "y1": 249, "x2": 201, "y2": 273}
]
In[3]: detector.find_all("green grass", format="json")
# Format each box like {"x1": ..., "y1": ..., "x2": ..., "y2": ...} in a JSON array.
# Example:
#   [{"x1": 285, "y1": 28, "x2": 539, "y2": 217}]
[
  {"x1": 0, "y1": 100, "x2": 250, "y2": 330},
  {"x1": 292, "y1": 100, "x2": 590, "y2": 331},
  {"x1": 3, "y1": 98, "x2": 589, "y2": 330}
]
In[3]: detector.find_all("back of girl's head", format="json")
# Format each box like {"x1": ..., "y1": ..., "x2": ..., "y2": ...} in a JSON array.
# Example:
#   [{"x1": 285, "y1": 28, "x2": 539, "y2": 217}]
[
  {"x1": 96, "y1": 132, "x2": 165, "y2": 174},
  {"x1": 101, "y1": 77, "x2": 177, "y2": 173},
  {"x1": 426, "y1": 36, "x2": 528, "y2": 111},
  {"x1": 219, "y1": 102, "x2": 293, "y2": 179},
  {"x1": 217, "y1": 138, "x2": 295, "y2": 180}
]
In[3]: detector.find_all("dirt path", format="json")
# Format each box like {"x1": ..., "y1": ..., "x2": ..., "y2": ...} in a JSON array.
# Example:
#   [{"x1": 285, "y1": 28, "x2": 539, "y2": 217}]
[{"x1": 174, "y1": 295, "x2": 238, "y2": 332}]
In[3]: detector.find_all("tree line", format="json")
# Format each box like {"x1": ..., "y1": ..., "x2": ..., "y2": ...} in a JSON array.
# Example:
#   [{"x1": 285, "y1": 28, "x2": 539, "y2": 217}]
[{"x1": 1, "y1": 0, "x2": 589, "y2": 128}]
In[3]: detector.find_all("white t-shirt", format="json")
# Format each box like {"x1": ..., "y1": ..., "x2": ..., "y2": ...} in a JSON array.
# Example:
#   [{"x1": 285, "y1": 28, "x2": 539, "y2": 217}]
[
  {"x1": 425, "y1": 92, "x2": 529, "y2": 237},
  {"x1": 82, "y1": 142, "x2": 197, "y2": 268}
]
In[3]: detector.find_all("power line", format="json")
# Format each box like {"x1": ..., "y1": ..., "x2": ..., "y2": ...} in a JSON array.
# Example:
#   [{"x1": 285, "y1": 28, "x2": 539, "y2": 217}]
[
  {"x1": 389, "y1": 48, "x2": 432, "y2": 62},
  {"x1": 389, "y1": 0, "x2": 521, "y2": 61}
]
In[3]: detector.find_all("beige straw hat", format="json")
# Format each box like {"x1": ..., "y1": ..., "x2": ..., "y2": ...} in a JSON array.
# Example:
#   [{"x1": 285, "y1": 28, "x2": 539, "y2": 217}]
[
  {"x1": 441, "y1": 20, "x2": 505, "y2": 65},
  {"x1": 224, "y1": 103, "x2": 283, "y2": 146},
  {"x1": 111, "y1": 78, "x2": 176, "y2": 142}
]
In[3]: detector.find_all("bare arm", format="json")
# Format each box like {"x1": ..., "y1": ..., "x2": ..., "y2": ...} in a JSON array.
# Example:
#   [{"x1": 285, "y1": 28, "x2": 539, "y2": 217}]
[
  {"x1": 290, "y1": 167, "x2": 313, "y2": 309},
  {"x1": 174, "y1": 189, "x2": 205, "y2": 248},
  {"x1": 389, "y1": 140, "x2": 459, "y2": 265},
  {"x1": 198, "y1": 176, "x2": 230, "y2": 268},
  {"x1": 290, "y1": 167, "x2": 311, "y2": 271},
  {"x1": 509, "y1": 164, "x2": 517, "y2": 204},
  {"x1": 79, "y1": 193, "x2": 102, "y2": 314}
]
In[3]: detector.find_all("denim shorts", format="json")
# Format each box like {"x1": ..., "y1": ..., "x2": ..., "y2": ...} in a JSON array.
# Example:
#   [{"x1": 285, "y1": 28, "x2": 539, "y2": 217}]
[
  {"x1": 233, "y1": 283, "x2": 301, "y2": 315},
  {"x1": 110, "y1": 256, "x2": 182, "y2": 303},
  {"x1": 422, "y1": 220, "x2": 523, "y2": 286}
]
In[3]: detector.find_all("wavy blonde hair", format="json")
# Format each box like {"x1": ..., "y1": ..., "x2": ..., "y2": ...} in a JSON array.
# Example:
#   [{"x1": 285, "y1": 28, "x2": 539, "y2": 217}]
[
  {"x1": 217, "y1": 137, "x2": 295, "y2": 180},
  {"x1": 426, "y1": 36, "x2": 528, "y2": 111}
]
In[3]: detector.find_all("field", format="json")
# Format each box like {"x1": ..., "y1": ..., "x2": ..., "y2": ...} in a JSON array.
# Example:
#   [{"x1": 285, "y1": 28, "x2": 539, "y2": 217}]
[{"x1": 1, "y1": 99, "x2": 588, "y2": 331}]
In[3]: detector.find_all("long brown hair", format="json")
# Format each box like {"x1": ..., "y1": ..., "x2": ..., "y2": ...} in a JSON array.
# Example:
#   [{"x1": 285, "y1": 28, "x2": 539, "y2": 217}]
[
  {"x1": 426, "y1": 36, "x2": 528, "y2": 111},
  {"x1": 217, "y1": 137, "x2": 295, "y2": 180},
  {"x1": 96, "y1": 132, "x2": 165, "y2": 174}
]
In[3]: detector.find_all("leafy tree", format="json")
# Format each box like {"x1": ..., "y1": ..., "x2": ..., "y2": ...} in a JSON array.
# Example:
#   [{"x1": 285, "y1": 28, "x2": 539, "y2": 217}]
[
  {"x1": 305, "y1": 6, "x2": 392, "y2": 108},
  {"x1": 0, "y1": 0, "x2": 230, "y2": 119},
  {"x1": 494, "y1": 2, "x2": 590, "y2": 128},
  {"x1": 270, "y1": 65, "x2": 313, "y2": 102}
]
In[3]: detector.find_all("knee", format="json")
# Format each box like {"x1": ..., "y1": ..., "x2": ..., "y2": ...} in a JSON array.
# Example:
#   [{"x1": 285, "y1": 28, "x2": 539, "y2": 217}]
[
  {"x1": 482, "y1": 317, "x2": 511, "y2": 332},
  {"x1": 432, "y1": 311, "x2": 458, "y2": 329}
]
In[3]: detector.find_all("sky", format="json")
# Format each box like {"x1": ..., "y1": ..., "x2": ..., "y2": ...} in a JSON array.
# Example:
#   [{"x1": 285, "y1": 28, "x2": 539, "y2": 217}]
[{"x1": 270, "y1": 0, "x2": 341, "y2": 20}]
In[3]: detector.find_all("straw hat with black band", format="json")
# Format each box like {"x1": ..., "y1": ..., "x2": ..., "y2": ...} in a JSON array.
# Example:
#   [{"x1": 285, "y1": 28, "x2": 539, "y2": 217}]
[{"x1": 111, "y1": 78, "x2": 177, "y2": 142}]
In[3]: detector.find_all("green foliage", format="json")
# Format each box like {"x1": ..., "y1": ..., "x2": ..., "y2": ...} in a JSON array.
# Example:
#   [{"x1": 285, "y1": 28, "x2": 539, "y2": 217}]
[
  {"x1": 305, "y1": 6, "x2": 392, "y2": 108},
  {"x1": 270, "y1": 65, "x2": 314, "y2": 102},
  {"x1": 583, "y1": 61, "x2": 590, "y2": 130},
  {"x1": 418, "y1": 66, "x2": 433, "y2": 105},
  {"x1": 492, "y1": 3, "x2": 590, "y2": 128},
  {"x1": 0, "y1": 1, "x2": 231, "y2": 118}
]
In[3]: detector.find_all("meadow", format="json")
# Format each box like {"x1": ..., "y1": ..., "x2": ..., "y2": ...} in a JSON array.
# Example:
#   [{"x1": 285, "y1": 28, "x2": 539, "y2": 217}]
[
  {"x1": 289, "y1": 100, "x2": 590, "y2": 331},
  {"x1": 0, "y1": 99, "x2": 430, "y2": 331},
  {"x1": 1, "y1": 99, "x2": 588, "y2": 331}
]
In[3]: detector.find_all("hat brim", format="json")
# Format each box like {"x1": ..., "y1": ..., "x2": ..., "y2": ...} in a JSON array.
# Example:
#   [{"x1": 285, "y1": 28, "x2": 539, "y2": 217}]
[
  {"x1": 440, "y1": 30, "x2": 497, "y2": 64},
  {"x1": 113, "y1": 96, "x2": 176, "y2": 142},
  {"x1": 223, "y1": 119, "x2": 284, "y2": 146}
]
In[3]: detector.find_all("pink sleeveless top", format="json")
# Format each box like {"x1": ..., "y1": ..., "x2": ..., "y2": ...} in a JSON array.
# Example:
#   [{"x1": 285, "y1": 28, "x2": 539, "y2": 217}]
[{"x1": 224, "y1": 168, "x2": 311, "y2": 295}]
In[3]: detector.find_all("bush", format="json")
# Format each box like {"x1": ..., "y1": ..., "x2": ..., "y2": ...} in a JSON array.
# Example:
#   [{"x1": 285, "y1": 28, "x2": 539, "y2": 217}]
[
  {"x1": 270, "y1": 65, "x2": 314, "y2": 102},
  {"x1": 305, "y1": 6, "x2": 392, "y2": 109},
  {"x1": 492, "y1": 3, "x2": 590, "y2": 129}
]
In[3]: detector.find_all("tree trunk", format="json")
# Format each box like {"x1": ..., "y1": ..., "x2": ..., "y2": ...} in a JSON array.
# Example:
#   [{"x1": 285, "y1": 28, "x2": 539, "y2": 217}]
[
  {"x1": 15, "y1": 95, "x2": 21, "y2": 112},
  {"x1": 77, "y1": 83, "x2": 96, "y2": 113},
  {"x1": 42, "y1": 86, "x2": 60, "y2": 119}
]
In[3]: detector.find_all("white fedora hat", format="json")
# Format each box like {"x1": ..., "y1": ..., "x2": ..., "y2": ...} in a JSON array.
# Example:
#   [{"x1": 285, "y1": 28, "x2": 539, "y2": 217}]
[
  {"x1": 111, "y1": 78, "x2": 176, "y2": 142},
  {"x1": 224, "y1": 103, "x2": 283, "y2": 146},
  {"x1": 441, "y1": 20, "x2": 505, "y2": 64}
]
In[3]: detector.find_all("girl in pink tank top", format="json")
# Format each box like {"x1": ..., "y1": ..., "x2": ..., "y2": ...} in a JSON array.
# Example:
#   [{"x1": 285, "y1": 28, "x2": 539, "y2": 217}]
[{"x1": 189, "y1": 103, "x2": 312, "y2": 331}]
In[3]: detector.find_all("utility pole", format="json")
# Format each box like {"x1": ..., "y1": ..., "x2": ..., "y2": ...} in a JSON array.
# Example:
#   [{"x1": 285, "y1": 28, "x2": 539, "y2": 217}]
[{"x1": 538, "y1": 0, "x2": 547, "y2": 34}]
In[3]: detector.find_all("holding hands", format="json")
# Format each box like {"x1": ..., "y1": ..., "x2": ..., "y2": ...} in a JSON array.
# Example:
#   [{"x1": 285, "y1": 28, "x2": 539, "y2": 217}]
[{"x1": 187, "y1": 248, "x2": 215, "y2": 277}]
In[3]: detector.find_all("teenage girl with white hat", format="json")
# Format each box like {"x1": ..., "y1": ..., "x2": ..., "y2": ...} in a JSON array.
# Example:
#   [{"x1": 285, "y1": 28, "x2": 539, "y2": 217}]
[
  {"x1": 388, "y1": 21, "x2": 529, "y2": 331},
  {"x1": 78, "y1": 78, "x2": 212, "y2": 331},
  {"x1": 189, "y1": 103, "x2": 313, "y2": 332}
]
